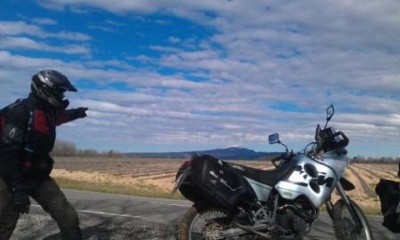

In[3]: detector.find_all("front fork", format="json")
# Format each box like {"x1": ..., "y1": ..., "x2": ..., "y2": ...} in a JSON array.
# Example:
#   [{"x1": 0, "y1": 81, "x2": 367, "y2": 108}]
[
  {"x1": 325, "y1": 181, "x2": 363, "y2": 229},
  {"x1": 325, "y1": 200, "x2": 334, "y2": 220}
]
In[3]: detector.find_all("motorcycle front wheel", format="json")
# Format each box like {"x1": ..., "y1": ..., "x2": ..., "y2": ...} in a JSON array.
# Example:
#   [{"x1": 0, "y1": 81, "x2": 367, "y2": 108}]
[
  {"x1": 178, "y1": 206, "x2": 233, "y2": 240},
  {"x1": 333, "y1": 199, "x2": 373, "y2": 240}
]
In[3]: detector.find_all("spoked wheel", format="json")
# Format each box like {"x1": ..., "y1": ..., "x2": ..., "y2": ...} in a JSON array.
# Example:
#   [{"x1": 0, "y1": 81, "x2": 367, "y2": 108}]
[
  {"x1": 333, "y1": 200, "x2": 373, "y2": 240},
  {"x1": 178, "y1": 206, "x2": 233, "y2": 240}
]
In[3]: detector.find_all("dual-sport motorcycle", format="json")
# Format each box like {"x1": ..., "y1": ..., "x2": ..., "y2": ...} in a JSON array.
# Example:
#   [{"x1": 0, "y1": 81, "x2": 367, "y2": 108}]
[{"x1": 173, "y1": 105, "x2": 373, "y2": 239}]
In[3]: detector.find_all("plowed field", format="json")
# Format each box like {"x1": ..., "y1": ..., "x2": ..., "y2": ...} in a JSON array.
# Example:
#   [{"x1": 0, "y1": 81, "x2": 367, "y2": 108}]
[{"x1": 51, "y1": 157, "x2": 399, "y2": 212}]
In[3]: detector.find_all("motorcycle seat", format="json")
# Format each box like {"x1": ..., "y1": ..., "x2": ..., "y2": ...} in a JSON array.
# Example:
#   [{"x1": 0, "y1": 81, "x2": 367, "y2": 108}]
[
  {"x1": 230, "y1": 160, "x2": 297, "y2": 187},
  {"x1": 239, "y1": 166, "x2": 279, "y2": 186}
]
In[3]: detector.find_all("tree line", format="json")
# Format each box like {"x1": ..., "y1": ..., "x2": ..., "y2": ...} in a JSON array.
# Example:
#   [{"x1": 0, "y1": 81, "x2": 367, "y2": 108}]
[
  {"x1": 51, "y1": 140, "x2": 400, "y2": 162},
  {"x1": 51, "y1": 139, "x2": 124, "y2": 158},
  {"x1": 351, "y1": 156, "x2": 400, "y2": 164}
]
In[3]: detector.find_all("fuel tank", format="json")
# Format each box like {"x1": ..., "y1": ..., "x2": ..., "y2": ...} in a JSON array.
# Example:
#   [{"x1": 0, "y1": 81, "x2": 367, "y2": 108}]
[{"x1": 274, "y1": 152, "x2": 348, "y2": 208}]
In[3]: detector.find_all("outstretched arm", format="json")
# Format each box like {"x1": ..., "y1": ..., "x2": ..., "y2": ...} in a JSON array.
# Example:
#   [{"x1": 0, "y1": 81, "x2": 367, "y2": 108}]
[{"x1": 56, "y1": 107, "x2": 88, "y2": 126}]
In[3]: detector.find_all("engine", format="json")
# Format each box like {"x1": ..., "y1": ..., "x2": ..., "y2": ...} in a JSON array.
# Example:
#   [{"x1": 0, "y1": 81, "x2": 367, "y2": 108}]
[
  {"x1": 275, "y1": 197, "x2": 319, "y2": 237},
  {"x1": 276, "y1": 208, "x2": 308, "y2": 237}
]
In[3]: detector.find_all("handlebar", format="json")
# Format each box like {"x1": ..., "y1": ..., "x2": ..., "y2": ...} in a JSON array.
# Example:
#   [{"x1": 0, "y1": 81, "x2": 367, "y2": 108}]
[
  {"x1": 270, "y1": 152, "x2": 291, "y2": 168},
  {"x1": 316, "y1": 130, "x2": 349, "y2": 153}
]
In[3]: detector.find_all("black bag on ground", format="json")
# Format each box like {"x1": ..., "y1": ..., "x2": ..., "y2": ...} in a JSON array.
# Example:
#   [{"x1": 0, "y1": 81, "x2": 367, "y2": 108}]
[
  {"x1": 189, "y1": 154, "x2": 255, "y2": 209},
  {"x1": 375, "y1": 179, "x2": 400, "y2": 233}
]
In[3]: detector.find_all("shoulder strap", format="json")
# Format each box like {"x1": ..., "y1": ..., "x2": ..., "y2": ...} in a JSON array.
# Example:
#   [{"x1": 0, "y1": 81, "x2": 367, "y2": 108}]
[{"x1": 19, "y1": 99, "x2": 35, "y2": 152}]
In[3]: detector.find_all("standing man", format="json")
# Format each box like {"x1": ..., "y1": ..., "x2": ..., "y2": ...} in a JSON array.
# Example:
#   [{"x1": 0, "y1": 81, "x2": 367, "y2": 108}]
[{"x1": 0, "y1": 70, "x2": 88, "y2": 240}]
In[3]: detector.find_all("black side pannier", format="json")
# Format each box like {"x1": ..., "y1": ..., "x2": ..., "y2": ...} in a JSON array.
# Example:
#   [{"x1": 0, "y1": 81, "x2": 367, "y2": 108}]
[
  {"x1": 375, "y1": 179, "x2": 400, "y2": 233},
  {"x1": 189, "y1": 154, "x2": 255, "y2": 209}
]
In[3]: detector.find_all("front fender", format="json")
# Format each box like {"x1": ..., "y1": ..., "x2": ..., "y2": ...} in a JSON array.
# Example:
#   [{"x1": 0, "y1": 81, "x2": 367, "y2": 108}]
[{"x1": 340, "y1": 177, "x2": 355, "y2": 191}]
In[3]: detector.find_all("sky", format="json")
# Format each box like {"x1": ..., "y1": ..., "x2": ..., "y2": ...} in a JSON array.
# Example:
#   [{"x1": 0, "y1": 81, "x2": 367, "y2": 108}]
[{"x1": 0, "y1": 0, "x2": 399, "y2": 157}]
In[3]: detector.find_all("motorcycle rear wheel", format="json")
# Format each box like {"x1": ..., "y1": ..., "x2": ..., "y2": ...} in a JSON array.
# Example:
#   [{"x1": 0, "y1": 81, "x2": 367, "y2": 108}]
[
  {"x1": 178, "y1": 206, "x2": 231, "y2": 240},
  {"x1": 333, "y1": 200, "x2": 373, "y2": 240}
]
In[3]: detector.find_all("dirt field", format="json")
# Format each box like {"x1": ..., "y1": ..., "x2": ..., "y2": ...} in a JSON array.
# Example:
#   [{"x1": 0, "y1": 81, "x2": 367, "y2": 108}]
[
  {"x1": 51, "y1": 156, "x2": 399, "y2": 213},
  {"x1": 51, "y1": 157, "x2": 274, "y2": 193}
]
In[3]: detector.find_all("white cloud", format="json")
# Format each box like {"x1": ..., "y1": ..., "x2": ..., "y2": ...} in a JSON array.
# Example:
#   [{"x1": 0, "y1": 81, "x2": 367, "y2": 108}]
[
  {"x1": 0, "y1": 37, "x2": 90, "y2": 55},
  {"x1": 0, "y1": 50, "x2": 64, "y2": 70},
  {"x1": 149, "y1": 45, "x2": 182, "y2": 53},
  {"x1": 132, "y1": 55, "x2": 153, "y2": 63},
  {"x1": 55, "y1": 30, "x2": 90, "y2": 41},
  {"x1": 0, "y1": 21, "x2": 42, "y2": 36},
  {"x1": 0, "y1": 37, "x2": 43, "y2": 50},
  {"x1": 168, "y1": 36, "x2": 181, "y2": 44},
  {"x1": 88, "y1": 25, "x2": 114, "y2": 32},
  {"x1": 0, "y1": 21, "x2": 90, "y2": 41},
  {"x1": 32, "y1": 18, "x2": 57, "y2": 25}
]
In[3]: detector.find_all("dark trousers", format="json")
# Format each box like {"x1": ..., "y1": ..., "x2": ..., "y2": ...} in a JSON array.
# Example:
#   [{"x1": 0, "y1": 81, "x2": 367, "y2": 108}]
[{"x1": 0, "y1": 177, "x2": 82, "y2": 240}]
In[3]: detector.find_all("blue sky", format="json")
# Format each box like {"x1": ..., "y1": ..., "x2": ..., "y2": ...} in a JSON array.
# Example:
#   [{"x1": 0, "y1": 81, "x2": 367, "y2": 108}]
[{"x1": 1, "y1": 0, "x2": 400, "y2": 157}]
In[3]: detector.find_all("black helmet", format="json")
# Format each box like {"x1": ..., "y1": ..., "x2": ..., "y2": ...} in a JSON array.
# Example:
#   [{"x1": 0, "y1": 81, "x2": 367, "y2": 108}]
[{"x1": 31, "y1": 70, "x2": 77, "y2": 107}]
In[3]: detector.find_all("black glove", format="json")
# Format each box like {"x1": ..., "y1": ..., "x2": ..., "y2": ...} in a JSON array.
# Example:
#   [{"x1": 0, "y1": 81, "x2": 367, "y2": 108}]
[
  {"x1": 11, "y1": 186, "x2": 30, "y2": 214},
  {"x1": 59, "y1": 100, "x2": 70, "y2": 110},
  {"x1": 74, "y1": 107, "x2": 88, "y2": 119}
]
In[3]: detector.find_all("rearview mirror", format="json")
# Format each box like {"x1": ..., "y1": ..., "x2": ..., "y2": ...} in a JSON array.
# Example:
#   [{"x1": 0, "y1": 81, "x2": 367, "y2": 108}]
[
  {"x1": 268, "y1": 133, "x2": 280, "y2": 144},
  {"x1": 315, "y1": 124, "x2": 321, "y2": 142},
  {"x1": 326, "y1": 104, "x2": 334, "y2": 121}
]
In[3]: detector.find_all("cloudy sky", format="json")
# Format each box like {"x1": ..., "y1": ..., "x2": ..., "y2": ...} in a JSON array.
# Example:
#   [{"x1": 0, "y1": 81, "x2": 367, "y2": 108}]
[{"x1": 1, "y1": 0, "x2": 400, "y2": 157}]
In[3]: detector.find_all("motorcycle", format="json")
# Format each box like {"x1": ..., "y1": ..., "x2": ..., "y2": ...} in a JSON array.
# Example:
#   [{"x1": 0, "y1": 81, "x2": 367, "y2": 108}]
[{"x1": 173, "y1": 105, "x2": 373, "y2": 239}]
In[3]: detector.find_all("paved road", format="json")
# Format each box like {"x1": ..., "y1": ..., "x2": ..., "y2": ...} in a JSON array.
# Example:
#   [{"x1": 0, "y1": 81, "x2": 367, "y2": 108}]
[{"x1": 11, "y1": 189, "x2": 400, "y2": 239}]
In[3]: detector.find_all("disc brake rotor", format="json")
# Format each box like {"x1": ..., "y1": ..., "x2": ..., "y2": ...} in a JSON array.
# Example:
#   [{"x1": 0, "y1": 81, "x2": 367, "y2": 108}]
[{"x1": 202, "y1": 221, "x2": 224, "y2": 240}]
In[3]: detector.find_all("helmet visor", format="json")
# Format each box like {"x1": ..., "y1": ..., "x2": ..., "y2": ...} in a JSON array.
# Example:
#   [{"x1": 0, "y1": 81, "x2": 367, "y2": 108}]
[{"x1": 53, "y1": 87, "x2": 66, "y2": 100}]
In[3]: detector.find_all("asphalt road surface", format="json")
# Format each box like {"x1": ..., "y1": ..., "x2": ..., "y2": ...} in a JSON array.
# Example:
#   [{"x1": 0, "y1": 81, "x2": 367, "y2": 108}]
[{"x1": 10, "y1": 189, "x2": 400, "y2": 240}]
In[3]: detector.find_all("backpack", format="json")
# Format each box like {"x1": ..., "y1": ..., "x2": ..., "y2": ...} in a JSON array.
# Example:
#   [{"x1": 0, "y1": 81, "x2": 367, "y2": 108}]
[
  {"x1": 0, "y1": 99, "x2": 29, "y2": 138},
  {"x1": 375, "y1": 178, "x2": 400, "y2": 233}
]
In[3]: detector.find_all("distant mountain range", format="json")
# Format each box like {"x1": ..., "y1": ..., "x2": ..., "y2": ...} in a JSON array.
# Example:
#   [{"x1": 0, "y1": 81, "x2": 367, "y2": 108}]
[{"x1": 125, "y1": 147, "x2": 280, "y2": 160}]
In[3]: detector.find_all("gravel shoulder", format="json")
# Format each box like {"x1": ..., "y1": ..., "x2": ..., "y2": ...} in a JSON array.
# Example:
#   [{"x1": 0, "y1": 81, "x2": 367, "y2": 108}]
[
  {"x1": 12, "y1": 209, "x2": 400, "y2": 240},
  {"x1": 12, "y1": 207, "x2": 177, "y2": 240}
]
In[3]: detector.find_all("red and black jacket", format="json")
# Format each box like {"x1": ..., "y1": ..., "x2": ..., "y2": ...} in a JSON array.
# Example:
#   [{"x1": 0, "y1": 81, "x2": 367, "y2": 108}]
[{"x1": 0, "y1": 94, "x2": 81, "y2": 187}]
